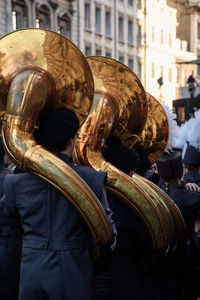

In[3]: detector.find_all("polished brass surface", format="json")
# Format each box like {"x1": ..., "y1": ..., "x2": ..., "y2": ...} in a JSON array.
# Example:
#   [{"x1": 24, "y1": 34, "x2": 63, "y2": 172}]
[
  {"x1": 74, "y1": 56, "x2": 170, "y2": 251},
  {"x1": 86, "y1": 56, "x2": 148, "y2": 148},
  {"x1": 139, "y1": 175, "x2": 188, "y2": 245},
  {"x1": 133, "y1": 92, "x2": 187, "y2": 246},
  {"x1": 0, "y1": 28, "x2": 94, "y2": 126},
  {"x1": 0, "y1": 29, "x2": 112, "y2": 245},
  {"x1": 136, "y1": 92, "x2": 169, "y2": 165},
  {"x1": 131, "y1": 173, "x2": 176, "y2": 246}
]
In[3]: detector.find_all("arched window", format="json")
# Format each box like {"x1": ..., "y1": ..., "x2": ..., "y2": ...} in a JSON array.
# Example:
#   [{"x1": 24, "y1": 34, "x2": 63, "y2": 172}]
[
  {"x1": 58, "y1": 13, "x2": 71, "y2": 38},
  {"x1": 12, "y1": 0, "x2": 28, "y2": 30},
  {"x1": 36, "y1": 4, "x2": 50, "y2": 29}
]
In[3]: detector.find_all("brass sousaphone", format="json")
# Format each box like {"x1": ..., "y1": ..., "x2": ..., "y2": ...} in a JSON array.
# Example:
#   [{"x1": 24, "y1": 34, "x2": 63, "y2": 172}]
[
  {"x1": 0, "y1": 29, "x2": 112, "y2": 247},
  {"x1": 132, "y1": 92, "x2": 188, "y2": 247},
  {"x1": 74, "y1": 56, "x2": 176, "y2": 254}
]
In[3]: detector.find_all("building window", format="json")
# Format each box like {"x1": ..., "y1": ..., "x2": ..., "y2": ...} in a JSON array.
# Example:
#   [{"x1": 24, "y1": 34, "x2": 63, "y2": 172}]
[
  {"x1": 169, "y1": 33, "x2": 172, "y2": 48},
  {"x1": 95, "y1": 7, "x2": 101, "y2": 34},
  {"x1": 119, "y1": 55, "x2": 124, "y2": 63},
  {"x1": 96, "y1": 48, "x2": 102, "y2": 55},
  {"x1": 36, "y1": 4, "x2": 50, "y2": 29},
  {"x1": 160, "y1": 29, "x2": 164, "y2": 45},
  {"x1": 137, "y1": 60, "x2": 141, "y2": 79},
  {"x1": 152, "y1": 26, "x2": 155, "y2": 42},
  {"x1": 151, "y1": 63, "x2": 155, "y2": 78},
  {"x1": 118, "y1": 17, "x2": 124, "y2": 42},
  {"x1": 198, "y1": 23, "x2": 200, "y2": 40},
  {"x1": 128, "y1": 58, "x2": 133, "y2": 70},
  {"x1": 128, "y1": 20, "x2": 133, "y2": 44},
  {"x1": 12, "y1": 0, "x2": 27, "y2": 30},
  {"x1": 137, "y1": 24, "x2": 141, "y2": 47},
  {"x1": 106, "y1": 51, "x2": 111, "y2": 57},
  {"x1": 58, "y1": 14, "x2": 71, "y2": 38},
  {"x1": 198, "y1": 56, "x2": 200, "y2": 75},
  {"x1": 137, "y1": 0, "x2": 141, "y2": 9},
  {"x1": 105, "y1": 11, "x2": 111, "y2": 36},
  {"x1": 168, "y1": 67, "x2": 172, "y2": 82},
  {"x1": 128, "y1": 0, "x2": 133, "y2": 6},
  {"x1": 85, "y1": 3, "x2": 91, "y2": 29},
  {"x1": 12, "y1": 11, "x2": 21, "y2": 30},
  {"x1": 85, "y1": 45, "x2": 91, "y2": 56}
]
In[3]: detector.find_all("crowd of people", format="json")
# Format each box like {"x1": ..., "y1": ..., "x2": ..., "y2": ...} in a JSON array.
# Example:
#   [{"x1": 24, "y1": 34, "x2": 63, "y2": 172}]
[{"x1": 0, "y1": 103, "x2": 200, "y2": 300}]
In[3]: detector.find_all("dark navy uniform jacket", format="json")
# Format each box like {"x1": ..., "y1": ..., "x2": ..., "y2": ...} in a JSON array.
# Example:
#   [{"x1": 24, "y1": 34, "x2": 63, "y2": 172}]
[
  {"x1": 97, "y1": 192, "x2": 177, "y2": 300},
  {"x1": 162, "y1": 181, "x2": 200, "y2": 300},
  {"x1": 0, "y1": 153, "x2": 115, "y2": 300},
  {"x1": 183, "y1": 171, "x2": 200, "y2": 187},
  {"x1": 165, "y1": 182, "x2": 200, "y2": 234},
  {"x1": 0, "y1": 165, "x2": 22, "y2": 300},
  {"x1": 95, "y1": 192, "x2": 148, "y2": 300}
]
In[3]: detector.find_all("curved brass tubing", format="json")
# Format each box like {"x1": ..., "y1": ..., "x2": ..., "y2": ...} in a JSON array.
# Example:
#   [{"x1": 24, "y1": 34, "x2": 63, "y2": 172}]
[
  {"x1": 135, "y1": 174, "x2": 188, "y2": 246},
  {"x1": 74, "y1": 57, "x2": 170, "y2": 252},
  {"x1": 0, "y1": 29, "x2": 112, "y2": 245},
  {"x1": 133, "y1": 92, "x2": 188, "y2": 247},
  {"x1": 131, "y1": 174, "x2": 176, "y2": 246},
  {"x1": 75, "y1": 94, "x2": 167, "y2": 251}
]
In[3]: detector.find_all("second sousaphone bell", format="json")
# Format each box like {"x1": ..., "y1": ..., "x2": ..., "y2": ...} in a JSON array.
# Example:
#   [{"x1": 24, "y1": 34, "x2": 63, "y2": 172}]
[{"x1": 75, "y1": 56, "x2": 174, "y2": 253}]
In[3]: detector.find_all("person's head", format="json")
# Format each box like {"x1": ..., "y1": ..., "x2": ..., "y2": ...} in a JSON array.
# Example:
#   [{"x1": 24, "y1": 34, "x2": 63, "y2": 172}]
[
  {"x1": 135, "y1": 152, "x2": 151, "y2": 177},
  {"x1": 33, "y1": 106, "x2": 80, "y2": 157},
  {"x1": 132, "y1": 145, "x2": 151, "y2": 177},
  {"x1": 102, "y1": 144, "x2": 140, "y2": 176},
  {"x1": 156, "y1": 151, "x2": 183, "y2": 184},
  {"x1": 183, "y1": 143, "x2": 200, "y2": 173}
]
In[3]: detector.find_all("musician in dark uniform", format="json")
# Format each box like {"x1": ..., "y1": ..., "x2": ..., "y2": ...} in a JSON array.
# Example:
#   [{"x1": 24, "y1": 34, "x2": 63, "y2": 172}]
[
  {"x1": 98, "y1": 143, "x2": 178, "y2": 300},
  {"x1": 156, "y1": 151, "x2": 200, "y2": 300},
  {"x1": 0, "y1": 137, "x2": 22, "y2": 300},
  {"x1": 182, "y1": 143, "x2": 200, "y2": 187},
  {"x1": 95, "y1": 144, "x2": 148, "y2": 300},
  {"x1": 0, "y1": 107, "x2": 117, "y2": 300}
]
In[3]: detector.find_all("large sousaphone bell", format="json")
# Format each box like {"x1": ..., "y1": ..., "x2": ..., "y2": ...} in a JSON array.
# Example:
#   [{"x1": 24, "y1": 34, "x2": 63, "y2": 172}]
[
  {"x1": 0, "y1": 29, "x2": 112, "y2": 246},
  {"x1": 74, "y1": 56, "x2": 188, "y2": 257}
]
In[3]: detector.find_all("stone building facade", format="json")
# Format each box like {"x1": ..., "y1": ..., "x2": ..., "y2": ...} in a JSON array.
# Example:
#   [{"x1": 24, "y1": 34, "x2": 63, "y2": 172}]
[
  {"x1": 141, "y1": 0, "x2": 196, "y2": 105},
  {"x1": 0, "y1": 0, "x2": 200, "y2": 107},
  {"x1": 77, "y1": 0, "x2": 142, "y2": 77},
  {"x1": 0, "y1": 0, "x2": 77, "y2": 43}
]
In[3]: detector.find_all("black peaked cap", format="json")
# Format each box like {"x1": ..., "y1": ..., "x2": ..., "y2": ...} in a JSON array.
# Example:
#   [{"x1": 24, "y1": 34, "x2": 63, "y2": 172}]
[
  {"x1": 156, "y1": 151, "x2": 183, "y2": 180},
  {"x1": 34, "y1": 107, "x2": 80, "y2": 147},
  {"x1": 103, "y1": 145, "x2": 140, "y2": 173},
  {"x1": 183, "y1": 143, "x2": 200, "y2": 167}
]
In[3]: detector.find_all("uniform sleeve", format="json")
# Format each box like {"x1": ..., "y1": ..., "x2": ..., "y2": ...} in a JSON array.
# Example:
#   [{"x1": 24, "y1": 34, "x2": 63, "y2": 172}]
[{"x1": 99, "y1": 187, "x2": 117, "y2": 251}]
